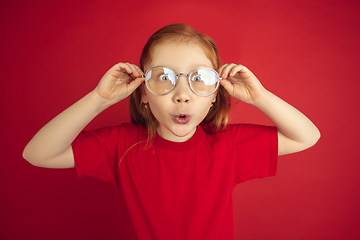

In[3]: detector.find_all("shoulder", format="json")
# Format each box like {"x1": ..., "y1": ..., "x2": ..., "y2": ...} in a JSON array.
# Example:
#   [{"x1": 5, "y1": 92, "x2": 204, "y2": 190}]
[
  {"x1": 207, "y1": 124, "x2": 277, "y2": 143},
  {"x1": 205, "y1": 123, "x2": 273, "y2": 135},
  {"x1": 119, "y1": 123, "x2": 147, "y2": 136},
  {"x1": 78, "y1": 123, "x2": 146, "y2": 141},
  {"x1": 119, "y1": 122, "x2": 142, "y2": 132},
  {"x1": 90, "y1": 123, "x2": 145, "y2": 133},
  {"x1": 221, "y1": 124, "x2": 278, "y2": 150},
  {"x1": 225, "y1": 124, "x2": 276, "y2": 134}
]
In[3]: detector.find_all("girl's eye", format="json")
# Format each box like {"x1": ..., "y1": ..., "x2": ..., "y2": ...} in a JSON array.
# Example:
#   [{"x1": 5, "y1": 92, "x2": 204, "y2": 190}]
[
  {"x1": 159, "y1": 74, "x2": 170, "y2": 81},
  {"x1": 192, "y1": 75, "x2": 202, "y2": 82}
]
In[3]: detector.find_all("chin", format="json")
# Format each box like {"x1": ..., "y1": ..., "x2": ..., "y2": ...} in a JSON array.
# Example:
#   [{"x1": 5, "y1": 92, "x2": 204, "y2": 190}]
[{"x1": 171, "y1": 126, "x2": 197, "y2": 138}]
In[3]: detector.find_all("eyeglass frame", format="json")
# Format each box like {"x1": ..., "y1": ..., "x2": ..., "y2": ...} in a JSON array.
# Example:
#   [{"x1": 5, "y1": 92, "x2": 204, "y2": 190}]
[{"x1": 141, "y1": 66, "x2": 223, "y2": 97}]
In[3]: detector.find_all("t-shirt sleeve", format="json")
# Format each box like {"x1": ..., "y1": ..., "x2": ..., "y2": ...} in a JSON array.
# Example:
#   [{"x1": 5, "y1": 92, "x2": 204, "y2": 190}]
[
  {"x1": 230, "y1": 124, "x2": 278, "y2": 183},
  {"x1": 72, "y1": 126, "x2": 121, "y2": 187}
]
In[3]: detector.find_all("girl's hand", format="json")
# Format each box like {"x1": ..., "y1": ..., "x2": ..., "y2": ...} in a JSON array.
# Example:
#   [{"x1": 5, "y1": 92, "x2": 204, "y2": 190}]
[
  {"x1": 219, "y1": 63, "x2": 320, "y2": 155},
  {"x1": 219, "y1": 64, "x2": 265, "y2": 105},
  {"x1": 94, "y1": 62, "x2": 144, "y2": 106}
]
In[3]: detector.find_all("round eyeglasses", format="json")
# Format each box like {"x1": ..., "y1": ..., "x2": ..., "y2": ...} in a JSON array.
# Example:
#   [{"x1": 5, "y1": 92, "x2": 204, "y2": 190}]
[{"x1": 142, "y1": 66, "x2": 222, "y2": 96}]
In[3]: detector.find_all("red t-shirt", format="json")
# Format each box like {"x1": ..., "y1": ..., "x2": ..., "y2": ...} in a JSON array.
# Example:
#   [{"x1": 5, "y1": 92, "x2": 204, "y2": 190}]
[{"x1": 72, "y1": 123, "x2": 278, "y2": 240}]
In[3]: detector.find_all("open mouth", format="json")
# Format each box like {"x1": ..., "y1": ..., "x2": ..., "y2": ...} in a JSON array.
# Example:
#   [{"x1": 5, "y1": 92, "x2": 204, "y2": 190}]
[{"x1": 173, "y1": 114, "x2": 191, "y2": 124}]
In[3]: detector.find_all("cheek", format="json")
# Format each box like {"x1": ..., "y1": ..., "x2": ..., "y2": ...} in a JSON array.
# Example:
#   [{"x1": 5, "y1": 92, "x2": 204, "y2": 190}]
[
  {"x1": 195, "y1": 97, "x2": 215, "y2": 115},
  {"x1": 147, "y1": 95, "x2": 169, "y2": 117}
]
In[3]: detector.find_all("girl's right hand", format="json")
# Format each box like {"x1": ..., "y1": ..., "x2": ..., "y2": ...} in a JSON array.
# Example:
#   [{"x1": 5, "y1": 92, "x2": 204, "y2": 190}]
[{"x1": 94, "y1": 62, "x2": 145, "y2": 106}]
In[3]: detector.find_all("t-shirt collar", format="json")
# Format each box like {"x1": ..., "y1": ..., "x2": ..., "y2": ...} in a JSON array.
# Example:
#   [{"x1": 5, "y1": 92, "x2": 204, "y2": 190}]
[{"x1": 153, "y1": 126, "x2": 205, "y2": 151}]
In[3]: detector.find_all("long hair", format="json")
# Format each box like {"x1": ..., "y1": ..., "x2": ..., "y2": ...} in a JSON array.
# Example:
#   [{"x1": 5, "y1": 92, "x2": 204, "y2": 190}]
[{"x1": 129, "y1": 23, "x2": 231, "y2": 138}]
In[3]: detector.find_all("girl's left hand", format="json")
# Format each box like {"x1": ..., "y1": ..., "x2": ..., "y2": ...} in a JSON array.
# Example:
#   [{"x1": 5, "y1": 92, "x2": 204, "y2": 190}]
[{"x1": 219, "y1": 64, "x2": 265, "y2": 105}]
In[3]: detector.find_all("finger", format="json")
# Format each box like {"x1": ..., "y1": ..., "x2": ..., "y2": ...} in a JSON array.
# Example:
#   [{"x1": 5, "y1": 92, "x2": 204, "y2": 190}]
[
  {"x1": 218, "y1": 64, "x2": 229, "y2": 78},
  {"x1": 132, "y1": 64, "x2": 145, "y2": 77},
  {"x1": 103, "y1": 63, "x2": 131, "y2": 80},
  {"x1": 124, "y1": 63, "x2": 140, "y2": 78},
  {"x1": 126, "y1": 76, "x2": 145, "y2": 94},
  {"x1": 232, "y1": 65, "x2": 257, "y2": 81},
  {"x1": 229, "y1": 64, "x2": 245, "y2": 77},
  {"x1": 220, "y1": 63, "x2": 237, "y2": 79},
  {"x1": 218, "y1": 64, "x2": 228, "y2": 74},
  {"x1": 219, "y1": 79, "x2": 235, "y2": 97},
  {"x1": 118, "y1": 62, "x2": 132, "y2": 72},
  {"x1": 126, "y1": 63, "x2": 144, "y2": 78},
  {"x1": 115, "y1": 62, "x2": 134, "y2": 77}
]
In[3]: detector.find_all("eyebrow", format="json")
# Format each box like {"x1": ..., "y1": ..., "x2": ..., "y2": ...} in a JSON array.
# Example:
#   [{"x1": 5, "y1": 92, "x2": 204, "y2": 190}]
[
  {"x1": 189, "y1": 64, "x2": 211, "y2": 70},
  {"x1": 152, "y1": 64, "x2": 212, "y2": 73}
]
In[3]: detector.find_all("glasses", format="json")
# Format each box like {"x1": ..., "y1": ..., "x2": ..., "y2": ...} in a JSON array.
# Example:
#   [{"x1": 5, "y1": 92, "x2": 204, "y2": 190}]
[{"x1": 142, "y1": 66, "x2": 222, "y2": 96}]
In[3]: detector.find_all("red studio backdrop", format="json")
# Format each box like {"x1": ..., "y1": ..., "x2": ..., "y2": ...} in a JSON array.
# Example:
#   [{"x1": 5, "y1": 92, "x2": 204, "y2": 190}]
[{"x1": 1, "y1": 0, "x2": 359, "y2": 239}]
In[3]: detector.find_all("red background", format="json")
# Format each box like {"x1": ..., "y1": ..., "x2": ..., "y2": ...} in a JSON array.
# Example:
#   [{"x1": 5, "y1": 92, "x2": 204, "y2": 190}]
[{"x1": 1, "y1": 0, "x2": 360, "y2": 239}]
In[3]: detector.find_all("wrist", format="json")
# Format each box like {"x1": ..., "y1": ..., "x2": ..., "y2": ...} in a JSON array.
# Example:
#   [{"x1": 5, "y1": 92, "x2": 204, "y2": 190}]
[
  {"x1": 249, "y1": 86, "x2": 271, "y2": 108},
  {"x1": 87, "y1": 90, "x2": 114, "y2": 114}
]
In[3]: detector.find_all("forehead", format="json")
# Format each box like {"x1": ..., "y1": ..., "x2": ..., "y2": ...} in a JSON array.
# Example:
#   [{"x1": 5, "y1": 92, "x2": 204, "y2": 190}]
[{"x1": 146, "y1": 41, "x2": 213, "y2": 71}]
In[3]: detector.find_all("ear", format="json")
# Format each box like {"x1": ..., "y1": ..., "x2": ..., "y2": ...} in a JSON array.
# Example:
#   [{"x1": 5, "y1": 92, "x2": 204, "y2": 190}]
[
  {"x1": 141, "y1": 92, "x2": 148, "y2": 104},
  {"x1": 140, "y1": 83, "x2": 148, "y2": 104},
  {"x1": 212, "y1": 94, "x2": 217, "y2": 103},
  {"x1": 142, "y1": 98, "x2": 148, "y2": 104}
]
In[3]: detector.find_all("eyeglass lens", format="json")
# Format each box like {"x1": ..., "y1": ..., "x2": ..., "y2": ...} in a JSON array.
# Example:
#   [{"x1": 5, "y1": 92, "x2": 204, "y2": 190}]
[{"x1": 145, "y1": 67, "x2": 219, "y2": 96}]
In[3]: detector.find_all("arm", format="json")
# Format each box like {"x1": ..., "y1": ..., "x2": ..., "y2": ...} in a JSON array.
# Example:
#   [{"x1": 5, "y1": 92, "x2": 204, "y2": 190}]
[
  {"x1": 219, "y1": 64, "x2": 320, "y2": 156},
  {"x1": 23, "y1": 63, "x2": 144, "y2": 168}
]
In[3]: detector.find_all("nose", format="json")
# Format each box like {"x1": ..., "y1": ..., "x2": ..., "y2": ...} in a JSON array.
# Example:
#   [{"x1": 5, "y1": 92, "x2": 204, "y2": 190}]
[{"x1": 172, "y1": 74, "x2": 191, "y2": 103}]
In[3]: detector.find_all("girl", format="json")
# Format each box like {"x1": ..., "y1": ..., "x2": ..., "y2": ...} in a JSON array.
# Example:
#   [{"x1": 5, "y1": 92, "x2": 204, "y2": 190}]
[{"x1": 23, "y1": 24, "x2": 320, "y2": 239}]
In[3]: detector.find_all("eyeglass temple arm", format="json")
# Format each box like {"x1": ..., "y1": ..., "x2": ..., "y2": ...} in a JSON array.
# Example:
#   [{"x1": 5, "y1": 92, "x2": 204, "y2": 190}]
[{"x1": 140, "y1": 75, "x2": 223, "y2": 80}]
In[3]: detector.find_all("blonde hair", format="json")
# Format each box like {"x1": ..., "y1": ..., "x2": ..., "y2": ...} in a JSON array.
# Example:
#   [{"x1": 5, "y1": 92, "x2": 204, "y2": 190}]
[{"x1": 129, "y1": 23, "x2": 231, "y2": 138}]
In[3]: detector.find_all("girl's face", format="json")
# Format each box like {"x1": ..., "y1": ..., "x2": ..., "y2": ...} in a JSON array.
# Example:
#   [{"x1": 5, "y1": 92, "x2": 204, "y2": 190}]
[{"x1": 142, "y1": 41, "x2": 217, "y2": 142}]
